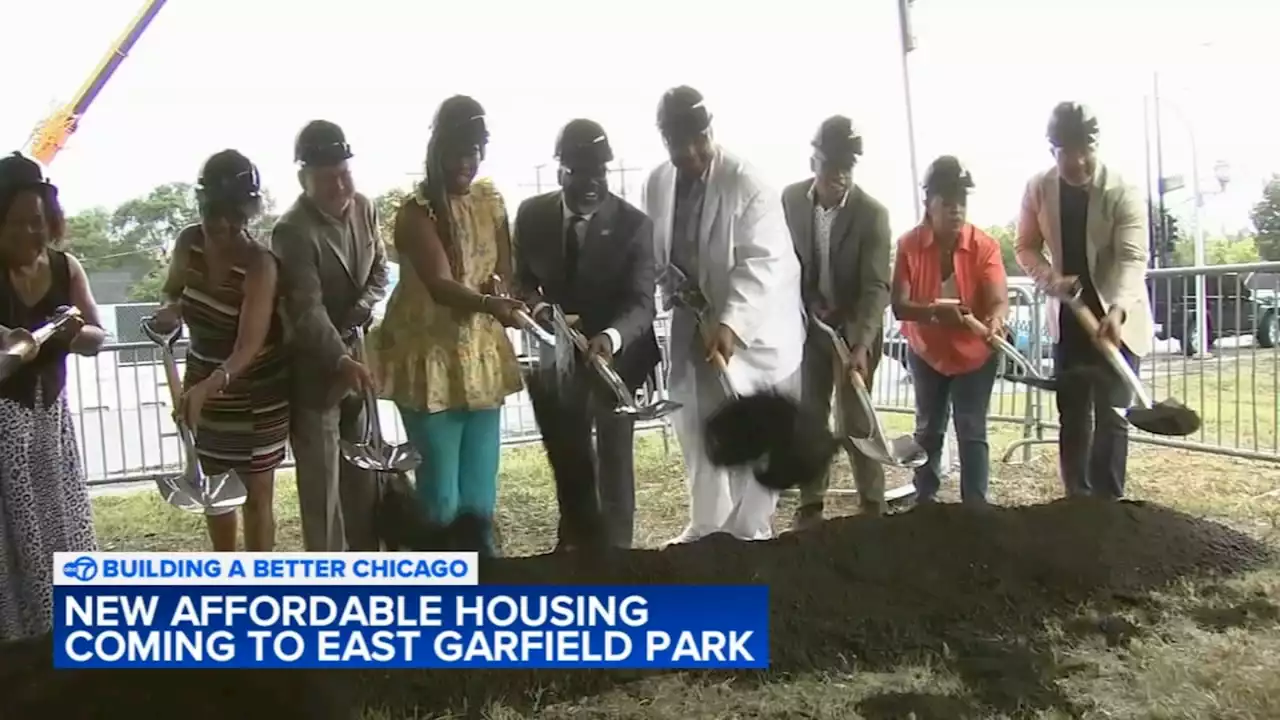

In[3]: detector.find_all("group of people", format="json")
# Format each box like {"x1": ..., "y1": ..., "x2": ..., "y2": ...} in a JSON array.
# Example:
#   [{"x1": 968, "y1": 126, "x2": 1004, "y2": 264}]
[{"x1": 0, "y1": 85, "x2": 1154, "y2": 642}]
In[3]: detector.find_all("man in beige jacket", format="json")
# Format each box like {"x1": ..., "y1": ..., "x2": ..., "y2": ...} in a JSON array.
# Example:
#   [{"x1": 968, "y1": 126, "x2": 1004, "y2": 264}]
[{"x1": 1015, "y1": 102, "x2": 1154, "y2": 500}]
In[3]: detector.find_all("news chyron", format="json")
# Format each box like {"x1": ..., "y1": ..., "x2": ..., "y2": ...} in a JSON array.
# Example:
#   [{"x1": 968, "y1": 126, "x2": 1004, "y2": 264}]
[{"x1": 53, "y1": 552, "x2": 769, "y2": 670}]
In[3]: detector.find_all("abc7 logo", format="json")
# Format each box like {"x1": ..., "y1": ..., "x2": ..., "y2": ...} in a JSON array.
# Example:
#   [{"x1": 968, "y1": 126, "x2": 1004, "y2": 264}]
[{"x1": 62, "y1": 556, "x2": 99, "y2": 582}]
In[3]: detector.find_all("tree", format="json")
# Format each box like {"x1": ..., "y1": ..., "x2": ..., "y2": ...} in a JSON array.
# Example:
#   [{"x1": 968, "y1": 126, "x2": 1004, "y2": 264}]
[
  {"x1": 61, "y1": 182, "x2": 282, "y2": 304},
  {"x1": 373, "y1": 186, "x2": 411, "y2": 247},
  {"x1": 373, "y1": 186, "x2": 411, "y2": 263},
  {"x1": 983, "y1": 222, "x2": 1024, "y2": 277},
  {"x1": 1250, "y1": 176, "x2": 1280, "y2": 261},
  {"x1": 1172, "y1": 236, "x2": 1261, "y2": 266},
  {"x1": 125, "y1": 189, "x2": 279, "y2": 302}
]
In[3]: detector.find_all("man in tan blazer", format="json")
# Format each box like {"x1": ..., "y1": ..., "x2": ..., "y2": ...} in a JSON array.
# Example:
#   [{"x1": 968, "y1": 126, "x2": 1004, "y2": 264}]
[
  {"x1": 1015, "y1": 102, "x2": 1154, "y2": 500},
  {"x1": 781, "y1": 116, "x2": 892, "y2": 527},
  {"x1": 272, "y1": 120, "x2": 389, "y2": 551}
]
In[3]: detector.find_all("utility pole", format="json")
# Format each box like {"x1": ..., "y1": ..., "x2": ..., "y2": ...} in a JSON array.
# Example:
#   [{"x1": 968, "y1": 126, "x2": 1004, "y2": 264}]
[{"x1": 518, "y1": 163, "x2": 550, "y2": 195}]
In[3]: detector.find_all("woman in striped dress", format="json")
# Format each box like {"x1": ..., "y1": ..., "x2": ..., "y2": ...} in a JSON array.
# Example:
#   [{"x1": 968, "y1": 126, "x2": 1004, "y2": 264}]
[{"x1": 150, "y1": 150, "x2": 289, "y2": 551}]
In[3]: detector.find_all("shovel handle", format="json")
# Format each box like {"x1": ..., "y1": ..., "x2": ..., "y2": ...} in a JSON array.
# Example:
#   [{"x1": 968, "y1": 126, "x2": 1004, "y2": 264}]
[
  {"x1": 1060, "y1": 293, "x2": 1154, "y2": 410},
  {"x1": 962, "y1": 315, "x2": 1046, "y2": 380},
  {"x1": 346, "y1": 326, "x2": 389, "y2": 443},
  {"x1": 513, "y1": 310, "x2": 557, "y2": 348},
  {"x1": 140, "y1": 316, "x2": 201, "y2": 457},
  {"x1": 550, "y1": 306, "x2": 636, "y2": 408}
]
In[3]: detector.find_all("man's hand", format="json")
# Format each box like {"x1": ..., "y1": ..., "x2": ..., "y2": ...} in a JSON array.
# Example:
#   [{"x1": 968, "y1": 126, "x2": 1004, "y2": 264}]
[
  {"x1": 847, "y1": 344, "x2": 870, "y2": 386},
  {"x1": 337, "y1": 355, "x2": 376, "y2": 394},
  {"x1": 586, "y1": 333, "x2": 615, "y2": 363},
  {"x1": 705, "y1": 323, "x2": 740, "y2": 368},
  {"x1": 343, "y1": 303, "x2": 373, "y2": 331},
  {"x1": 807, "y1": 301, "x2": 836, "y2": 325},
  {"x1": 1044, "y1": 273, "x2": 1080, "y2": 299},
  {"x1": 1097, "y1": 307, "x2": 1125, "y2": 346}
]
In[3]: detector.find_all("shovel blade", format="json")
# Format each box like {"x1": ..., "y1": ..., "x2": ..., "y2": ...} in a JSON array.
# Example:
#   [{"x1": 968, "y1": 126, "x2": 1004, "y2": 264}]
[
  {"x1": 195, "y1": 469, "x2": 248, "y2": 510},
  {"x1": 342, "y1": 440, "x2": 422, "y2": 473},
  {"x1": 155, "y1": 476, "x2": 205, "y2": 513},
  {"x1": 1127, "y1": 398, "x2": 1202, "y2": 437},
  {"x1": 847, "y1": 435, "x2": 929, "y2": 469},
  {"x1": 628, "y1": 399, "x2": 683, "y2": 422}
]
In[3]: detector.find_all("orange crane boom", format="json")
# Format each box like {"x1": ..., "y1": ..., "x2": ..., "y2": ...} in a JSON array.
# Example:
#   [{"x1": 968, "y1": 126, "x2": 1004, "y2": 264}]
[{"x1": 23, "y1": 0, "x2": 168, "y2": 166}]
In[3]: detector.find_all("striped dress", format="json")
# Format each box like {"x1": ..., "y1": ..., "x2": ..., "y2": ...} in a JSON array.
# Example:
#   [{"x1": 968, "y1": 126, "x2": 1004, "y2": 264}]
[{"x1": 179, "y1": 229, "x2": 290, "y2": 476}]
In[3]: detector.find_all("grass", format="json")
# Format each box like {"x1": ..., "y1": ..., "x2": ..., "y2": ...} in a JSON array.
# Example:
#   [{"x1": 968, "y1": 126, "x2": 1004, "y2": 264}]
[{"x1": 92, "y1": 417, "x2": 1280, "y2": 719}]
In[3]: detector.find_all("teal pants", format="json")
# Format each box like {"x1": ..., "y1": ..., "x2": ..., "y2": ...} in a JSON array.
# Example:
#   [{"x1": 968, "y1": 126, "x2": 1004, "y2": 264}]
[{"x1": 397, "y1": 406, "x2": 502, "y2": 552}]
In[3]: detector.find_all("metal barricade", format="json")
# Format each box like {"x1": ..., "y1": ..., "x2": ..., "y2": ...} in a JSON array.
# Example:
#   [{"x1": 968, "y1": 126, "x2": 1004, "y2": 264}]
[
  {"x1": 68, "y1": 263, "x2": 1280, "y2": 488},
  {"x1": 1000, "y1": 262, "x2": 1280, "y2": 464}
]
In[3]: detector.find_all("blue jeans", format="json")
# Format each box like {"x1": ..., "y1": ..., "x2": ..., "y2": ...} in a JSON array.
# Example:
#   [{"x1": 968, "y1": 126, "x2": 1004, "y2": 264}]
[
  {"x1": 397, "y1": 406, "x2": 502, "y2": 554},
  {"x1": 909, "y1": 352, "x2": 999, "y2": 504}
]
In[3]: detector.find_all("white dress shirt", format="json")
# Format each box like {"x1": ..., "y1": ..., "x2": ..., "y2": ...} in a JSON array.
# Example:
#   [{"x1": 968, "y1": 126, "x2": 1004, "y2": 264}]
[
  {"x1": 807, "y1": 182, "x2": 849, "y2": 307},
  {"x1": 529, "y1": 197, "x2": 622, "y2": 353}
]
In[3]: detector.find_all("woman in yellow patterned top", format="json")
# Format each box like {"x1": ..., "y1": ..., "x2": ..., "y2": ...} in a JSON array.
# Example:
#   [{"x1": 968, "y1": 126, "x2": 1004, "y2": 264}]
[{"x1": 375, "y1": 96, "x2": 525, "y2": 554}]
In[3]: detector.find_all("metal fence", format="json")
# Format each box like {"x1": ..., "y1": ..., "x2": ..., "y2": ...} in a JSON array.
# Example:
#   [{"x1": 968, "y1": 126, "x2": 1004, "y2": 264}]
[{"x1": 69, "y1": 263, "x2": 1280, "y2": 488}]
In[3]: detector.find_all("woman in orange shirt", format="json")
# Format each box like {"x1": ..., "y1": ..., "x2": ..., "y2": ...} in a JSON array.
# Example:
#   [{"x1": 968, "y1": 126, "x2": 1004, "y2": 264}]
[{"x1": 891, "y1": 156, "x2": 1008, "y2": 505}]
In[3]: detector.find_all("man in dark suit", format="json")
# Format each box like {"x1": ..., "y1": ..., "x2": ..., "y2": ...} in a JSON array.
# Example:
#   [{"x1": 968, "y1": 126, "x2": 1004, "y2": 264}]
[
  {"x1": 781, "y1": 115, "x2": 893, "y2": 529},
  {"x1": 512, "y1": 118, "x2": 660, "y2": 550}
]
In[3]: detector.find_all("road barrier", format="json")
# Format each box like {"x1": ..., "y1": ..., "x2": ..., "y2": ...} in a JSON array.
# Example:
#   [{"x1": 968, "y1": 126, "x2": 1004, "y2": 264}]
[{"x1": 68, "y1": 263, "x2": 1280, "y2": 488}]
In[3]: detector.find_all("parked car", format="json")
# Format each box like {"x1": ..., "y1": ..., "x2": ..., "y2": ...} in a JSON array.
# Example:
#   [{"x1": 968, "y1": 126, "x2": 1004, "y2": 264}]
[{"x1": 1149, "y1": 272, "x2": 1278, "y2": 355}]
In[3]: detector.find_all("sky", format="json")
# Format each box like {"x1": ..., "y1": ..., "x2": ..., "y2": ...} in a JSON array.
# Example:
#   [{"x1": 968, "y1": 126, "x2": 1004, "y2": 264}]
[{"x1": 2, "y1": 0, "x2": 1278, "y2": 241}]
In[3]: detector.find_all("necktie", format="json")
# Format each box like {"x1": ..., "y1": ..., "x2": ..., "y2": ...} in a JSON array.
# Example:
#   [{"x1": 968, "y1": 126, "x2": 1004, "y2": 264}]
[{"x1": 565, "y1": 215, "x2": 584, "y2": 287}]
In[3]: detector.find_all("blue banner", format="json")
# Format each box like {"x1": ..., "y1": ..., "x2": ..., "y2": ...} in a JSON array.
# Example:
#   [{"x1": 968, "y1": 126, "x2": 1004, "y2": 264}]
[{"x1": 54, "y1": 585, "x2": 769, "y2": 670}]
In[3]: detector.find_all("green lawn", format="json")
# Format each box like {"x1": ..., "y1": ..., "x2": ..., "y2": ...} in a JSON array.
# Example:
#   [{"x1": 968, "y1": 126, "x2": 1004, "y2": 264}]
[{"x1": 92, "y1": 418, "x2": 1280, "y2": 719}]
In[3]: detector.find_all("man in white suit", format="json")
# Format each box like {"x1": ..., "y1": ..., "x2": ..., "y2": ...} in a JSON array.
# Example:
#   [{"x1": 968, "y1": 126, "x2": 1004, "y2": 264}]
[
  {"x1": 1015, "y1": 102, "x2": 1154, "y2": 500},
  {"x1": 642, "y1": 86, "x2": 806, "y2": 543}
]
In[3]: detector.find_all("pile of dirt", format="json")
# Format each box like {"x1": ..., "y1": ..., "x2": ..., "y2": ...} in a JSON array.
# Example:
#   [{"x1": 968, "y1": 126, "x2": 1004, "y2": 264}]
[{"x1": 0, "y1": 499, "x2": 1270, "y2": 719}]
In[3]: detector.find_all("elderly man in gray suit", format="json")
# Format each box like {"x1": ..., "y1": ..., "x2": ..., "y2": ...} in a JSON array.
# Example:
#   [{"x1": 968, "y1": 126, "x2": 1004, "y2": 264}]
[
  {"x1": 272, "y1": 120, "x2": 389, "y2": 552},
  {"x1": 781, "y1": 116, "x2": 892, "y2": 530}
]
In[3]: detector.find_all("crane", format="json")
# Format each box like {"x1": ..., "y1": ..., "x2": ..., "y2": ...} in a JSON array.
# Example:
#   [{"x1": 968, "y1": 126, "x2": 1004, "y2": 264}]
[{"x1": 23, "y1": 0, "x2": 168, "y2": 167}]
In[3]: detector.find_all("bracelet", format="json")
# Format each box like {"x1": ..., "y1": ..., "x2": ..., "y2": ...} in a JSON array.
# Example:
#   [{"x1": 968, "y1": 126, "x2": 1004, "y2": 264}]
[
  {"x1": 480, "y1": 294, "x2": 493, "y2": 312},
  {"x1": 213, "y1": 367, "x2": 231, "y2": 392}
]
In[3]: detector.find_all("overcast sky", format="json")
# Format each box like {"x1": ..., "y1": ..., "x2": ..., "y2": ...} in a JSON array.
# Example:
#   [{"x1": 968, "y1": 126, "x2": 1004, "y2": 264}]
[{"x1": 2, "y1": 0, "x2": 1277, "y2": 239}]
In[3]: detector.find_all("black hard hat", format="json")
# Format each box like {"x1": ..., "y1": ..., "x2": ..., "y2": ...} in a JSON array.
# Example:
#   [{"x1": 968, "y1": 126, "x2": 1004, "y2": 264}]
[
  {"x1": 1046, "y1": 101, "x2": 1099, "y2": 149},
  {"x1": 812, "y1": 115, "x2": 863, "y2": 167},
  {"x1": 555, "y1": 119, "x2": 614, "y2": 167},
  {"x1": 0, "y1": 152, "x2": 52, "y2": 194},
  {"x1": 656, "y1": 86, "x2": 711, "y2": 140},
  {"x1": 433, "y1": 95, "x2": 490, "y2": 150},
  {"x1": 295, "y1": 120, "x2": 354, "y2": 166},
  {"x1": 922, "y1": 155, "x2": 975, "y2": 198},
  {"x1": 196, "y1": 149, "x2": 262, "y2": 207}
]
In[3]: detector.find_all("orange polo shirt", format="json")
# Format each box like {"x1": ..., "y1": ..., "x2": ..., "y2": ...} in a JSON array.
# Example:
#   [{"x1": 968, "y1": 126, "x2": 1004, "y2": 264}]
[{"x1": 894, "y1": 222, "x2": 1007, "y2": 376}]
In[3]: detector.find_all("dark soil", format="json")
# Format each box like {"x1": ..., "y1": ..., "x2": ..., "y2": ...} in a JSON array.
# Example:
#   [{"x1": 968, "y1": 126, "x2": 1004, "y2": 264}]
[{"x1": 0, "y1": 499, "x2": 1270, "y2": 720}]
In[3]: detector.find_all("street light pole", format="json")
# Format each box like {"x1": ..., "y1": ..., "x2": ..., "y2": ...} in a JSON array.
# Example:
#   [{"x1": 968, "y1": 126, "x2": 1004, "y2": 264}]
[
  {"x1": 1153, "y1": 82, "x2": 1212, "y2": 357},
  {"x1": 897, "y1": 0, "x2": 922, "y2": 219}
]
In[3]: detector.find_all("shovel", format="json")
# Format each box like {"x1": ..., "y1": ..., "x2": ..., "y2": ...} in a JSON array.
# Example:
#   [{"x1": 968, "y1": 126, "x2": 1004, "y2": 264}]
[
  {"x1": 338, "y1": 327, "x2": 422, "y2": 473},
  {"x1": 0, "y1": 306, "x2": 83, "y2": 383},
  {"x1": 486, "y1": 274, "x2": 557, "y2": 350},
  {"x1": 810, "y1": 317, "x2": 928, "y2": 469},
  {"x1": 958, "y1": 314, "x2": 1059, "y2": 391},
  {"x1": 1059, "y1": 286, "x2": 1201, "y2": 437},
  {"x1": 140, "y1": 316, "x2": 247, "y2": 513},
  {"x1": 548, "y1": 304, "x2": 682, "y2": 421}
]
